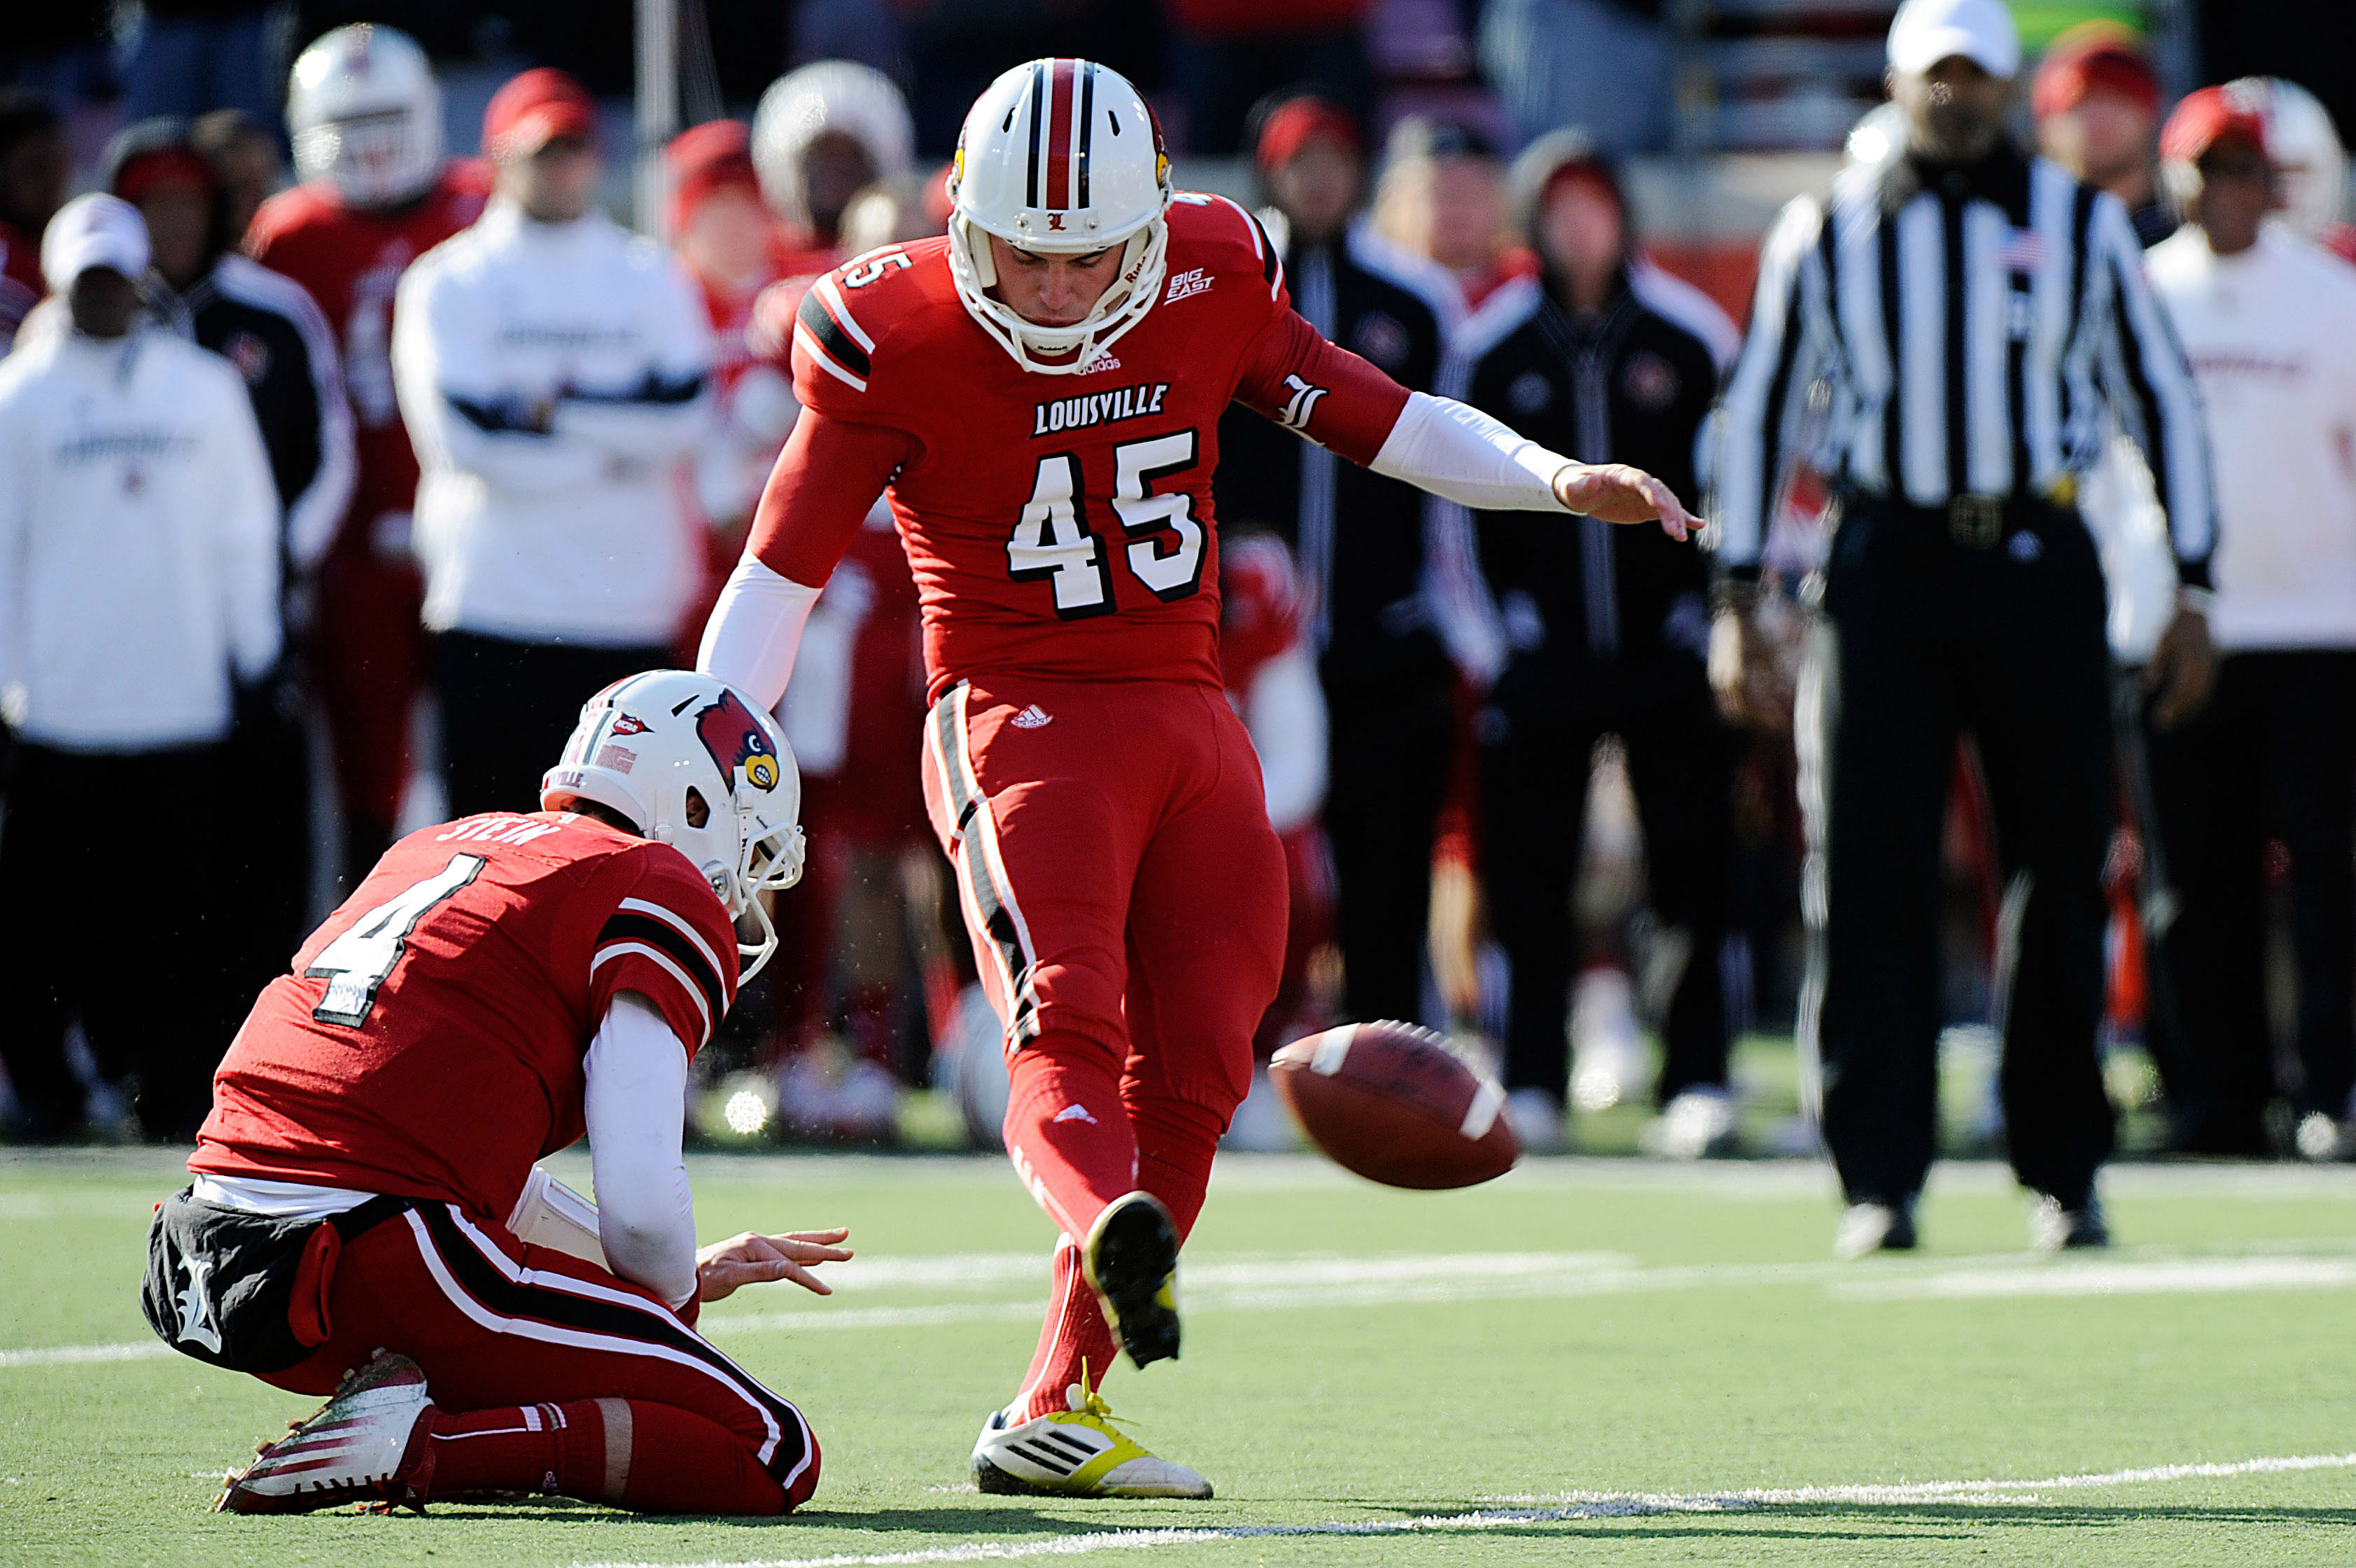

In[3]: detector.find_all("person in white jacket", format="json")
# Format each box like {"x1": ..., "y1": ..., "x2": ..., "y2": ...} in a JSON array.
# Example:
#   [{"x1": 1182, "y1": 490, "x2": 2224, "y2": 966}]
[
  {"x1": 0, "y1": 193, "x2": 281, "y2": 1141},
  {"x1": 393, "y1": 67, "x2": 713, "y2": 818},
  {"x1": 2143, "y1": 88, "x2": 2356, "y2": 1160}
]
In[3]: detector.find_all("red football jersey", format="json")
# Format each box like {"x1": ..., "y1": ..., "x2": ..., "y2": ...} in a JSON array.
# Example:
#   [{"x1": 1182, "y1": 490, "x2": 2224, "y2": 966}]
[
  {"x1": 245, "y1": 162, "x2": 492, "y2": 555},
  {"x1": 759, "y1": 194, "x2": 1408, "y2": 701},
  {"x1": 192, "y1": 811, "x2": 739, "y2": 1221},
  {"x1": 1216, "y1": 531, "x2": 1307, "y2": 695}
]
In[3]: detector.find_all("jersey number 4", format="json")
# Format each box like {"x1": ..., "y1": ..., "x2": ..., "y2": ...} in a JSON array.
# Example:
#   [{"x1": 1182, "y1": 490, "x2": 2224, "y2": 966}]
[
  {"x1": 307, "y1": 853, "x2": 486, "y2": 1026},
  {"x1": 1007, "y1": 430, "x2": 1205, "y2": 617}
]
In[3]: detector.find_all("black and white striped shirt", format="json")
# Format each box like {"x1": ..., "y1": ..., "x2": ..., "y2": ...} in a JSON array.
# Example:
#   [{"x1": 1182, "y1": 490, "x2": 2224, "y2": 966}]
[{"x1": 1712, "y1": 144, "x2": 2215, "y2": 586}]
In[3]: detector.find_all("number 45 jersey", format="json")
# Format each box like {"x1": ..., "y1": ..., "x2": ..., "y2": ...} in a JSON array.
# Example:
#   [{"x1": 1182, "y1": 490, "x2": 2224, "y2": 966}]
[
  {"x1": 192, "y1": 812, "x2": 739, "y2": 1222},
  {"x1": 785, "y1": 194, "x2": 1411, "y2": 701}
]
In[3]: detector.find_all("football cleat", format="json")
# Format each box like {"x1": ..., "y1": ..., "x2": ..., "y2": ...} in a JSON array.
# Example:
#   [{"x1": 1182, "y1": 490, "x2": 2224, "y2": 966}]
[
  {"x1": 216, "y1": 1351, "x2": 436, "y2": 1514},
  {"x1": 1083, "y1": 1191, "x2": 1181, "y2": 1368},
  {"x1": 971, "y1": 1371, "x2": 1212, "y2": 1499},
  {"x1": 1833, "y1": 1199, "x2": 1918, "y2": 1260},
  {"x1": 2029, "y1": 1194, "x2": 2112, "y2": 1253}
]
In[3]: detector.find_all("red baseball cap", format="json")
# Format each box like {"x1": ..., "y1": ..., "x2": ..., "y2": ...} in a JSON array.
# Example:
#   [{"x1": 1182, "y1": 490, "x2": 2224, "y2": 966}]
[
  {"x1": 664, "y1": 119, "x2": 759, "y2": 232},
  {"x1": 484, "y1": 67, "x2": 598, "y2": 160},
  {"x1": 2032, "y1": 22, "x2": 2159, "y2": 120},
  {"x1": 2161, "y1": 85, "x2": 2269, "y2": 165},
  {"x1": 1255, "y1": 96, "x2": 1361, "y2": 171}
]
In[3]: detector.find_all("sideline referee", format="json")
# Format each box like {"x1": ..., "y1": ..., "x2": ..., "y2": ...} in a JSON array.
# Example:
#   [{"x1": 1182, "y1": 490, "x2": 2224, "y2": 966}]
[{"x1": 1710, "y1": 0, "x2": 2217, "y2": 1256}]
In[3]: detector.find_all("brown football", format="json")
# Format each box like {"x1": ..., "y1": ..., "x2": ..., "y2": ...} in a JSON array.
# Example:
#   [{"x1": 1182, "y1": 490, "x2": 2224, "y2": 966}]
[{"x1": 1268, "y1": 1021, "x2": 1519, "y2": 1189}]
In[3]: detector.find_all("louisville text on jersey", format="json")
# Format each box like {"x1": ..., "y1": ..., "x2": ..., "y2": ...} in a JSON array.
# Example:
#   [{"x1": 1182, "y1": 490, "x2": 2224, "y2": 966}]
[{"x1": 1031, "y1": 382, "x2": 1173, "y2": 437}]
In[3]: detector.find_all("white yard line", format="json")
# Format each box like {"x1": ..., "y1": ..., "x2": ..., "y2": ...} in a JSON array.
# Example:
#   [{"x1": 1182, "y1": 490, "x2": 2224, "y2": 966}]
[
  {"x1": 1832, "y1": 1254, "x2": 2356, "y2": 1301},
  {"x1": 564, "y1": 1452, "x2": 2356, "y2": 1568},
  {"x1": 0, "y1": 1340, "x2": 171, "y2": 1368}
]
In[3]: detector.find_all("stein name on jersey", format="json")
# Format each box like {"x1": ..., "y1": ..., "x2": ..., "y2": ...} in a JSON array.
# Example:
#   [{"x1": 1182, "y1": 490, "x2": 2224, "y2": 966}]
[{"x1": 789, "y1": 194, "x2": 1404, "y2": 701}]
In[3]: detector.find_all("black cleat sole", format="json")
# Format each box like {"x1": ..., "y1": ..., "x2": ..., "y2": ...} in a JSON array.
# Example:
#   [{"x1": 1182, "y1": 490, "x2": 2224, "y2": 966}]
[
  {"x1": 1085, "y1": 1193, "x2": 1181, "y2": 1369},
  {"x1": 974, "y1": 1455, "x2": 1060, "y2": 1496}
]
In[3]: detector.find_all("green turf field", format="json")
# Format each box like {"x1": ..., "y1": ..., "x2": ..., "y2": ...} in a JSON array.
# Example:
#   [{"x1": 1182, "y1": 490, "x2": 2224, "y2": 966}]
[{"x1": 6, "y1": 1145, "x2": 2356, "y2": 1566}]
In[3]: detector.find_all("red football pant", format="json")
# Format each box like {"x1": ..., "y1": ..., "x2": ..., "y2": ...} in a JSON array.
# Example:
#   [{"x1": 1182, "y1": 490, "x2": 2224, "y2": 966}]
[
  {"x1": 923, "y1": 677, "x2": 1286, "y2": 1418},
  {"x1": 265, "y1": 1203, "x2": 818, "y2": 1514},
  {"x1": 311, "y1": 545, "x2": 428, "y2": 857}
]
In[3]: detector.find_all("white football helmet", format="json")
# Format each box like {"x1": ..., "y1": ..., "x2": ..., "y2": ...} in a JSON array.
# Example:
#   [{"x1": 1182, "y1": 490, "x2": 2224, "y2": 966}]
[
  {"x1": 2242, "y1": 76, "x2": 2349, "y2": 239},
  {"x1": 752, "y1": 60, "x2": 915, "y2": 233},
  {"x1": 946, "y1": 58, "x2": 1173, "y2": 374},
  {"x1": 288, "y1": 24, "x2": 444, "y2": 209},
  {"x1": 542, "y1": 671, "x2": 807, "y2": 984}
]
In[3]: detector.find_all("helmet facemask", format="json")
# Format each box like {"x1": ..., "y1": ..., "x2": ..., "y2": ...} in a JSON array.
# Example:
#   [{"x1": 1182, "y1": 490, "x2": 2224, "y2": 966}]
[{"x1": 946, "y1": 211, "x2": 1168, "y2": 374}]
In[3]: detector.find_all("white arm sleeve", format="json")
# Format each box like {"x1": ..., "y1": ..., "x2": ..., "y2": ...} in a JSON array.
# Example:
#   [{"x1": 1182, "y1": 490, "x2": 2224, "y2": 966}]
[
  {"x1": 582, "y1": 992, "x2": 699, "y2": 1309},
  {"x1": 506, "y1": 1165, "x2": 606, "y2": 1265},
  {"x1": 1368, "y1": 391, "x2": 1576, "y2": 512},
  {"x1": 696, "y1": 553, "x2": 825, "y2": 713},
  {"x1": 1244, "y1": 645, "x2": 1328, "y2": 834}
]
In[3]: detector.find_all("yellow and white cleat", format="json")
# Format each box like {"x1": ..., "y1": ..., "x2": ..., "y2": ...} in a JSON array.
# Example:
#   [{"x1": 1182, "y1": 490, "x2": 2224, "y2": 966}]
[{"x1": 971, "y1": 1373, "x2": 1212, "y2": 1499}]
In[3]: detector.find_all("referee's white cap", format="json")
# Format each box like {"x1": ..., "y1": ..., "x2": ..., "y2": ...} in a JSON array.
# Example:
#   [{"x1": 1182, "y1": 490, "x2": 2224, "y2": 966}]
[
  {"x1": 40, "y1": 192, "x2": 150, "y2": 293},
  {"x1": 1887, "y1": 0, "x2": 2022, "y2": 80}
]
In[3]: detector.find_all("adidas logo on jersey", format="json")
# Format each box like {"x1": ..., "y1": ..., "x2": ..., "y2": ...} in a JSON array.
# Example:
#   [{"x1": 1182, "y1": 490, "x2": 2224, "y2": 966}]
[
  {"x1": 1011, "y1": 704, "x2": 1055, "y2": 729},
  {"x1": 1163, "y1": 267, "x2": 1214, "y2": 304},
  {"x1": 1031, "y1": 383, "x2": 1172, "y2": 438}
]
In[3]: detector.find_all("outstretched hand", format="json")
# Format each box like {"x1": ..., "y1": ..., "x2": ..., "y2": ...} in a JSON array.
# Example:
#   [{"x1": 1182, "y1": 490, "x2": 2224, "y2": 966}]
[
  {"x1": 1553, "y1": 463, "x2": 1699, "y2": 541},
  {"x1": 696, "y1": 1228, "x2": 853, "y2": 1303}
]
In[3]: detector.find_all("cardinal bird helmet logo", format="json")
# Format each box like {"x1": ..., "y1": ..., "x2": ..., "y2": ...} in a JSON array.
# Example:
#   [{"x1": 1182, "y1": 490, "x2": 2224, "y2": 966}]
[{"x1": 694, "y1": 690, "x2": 780, "y2": 793}]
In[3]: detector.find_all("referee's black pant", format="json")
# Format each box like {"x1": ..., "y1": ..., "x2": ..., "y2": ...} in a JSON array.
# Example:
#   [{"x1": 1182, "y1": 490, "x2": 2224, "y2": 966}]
[
  {"x1": 433, "y1": 631, "x2": 675, "y2": 821},
  {"x1": 1807, "y1": 496, "x2": 2114, "y2": 1208},
  {"x1": 1479, "y1": 652, "x2": 1738, "y2": 1106},
  {"x1": 2146, "y1": 650, "x2": 2356, "y2": 1149},
  {"x1": 1321, "y1": 634, "x2": 1456, "y2": 1026}
]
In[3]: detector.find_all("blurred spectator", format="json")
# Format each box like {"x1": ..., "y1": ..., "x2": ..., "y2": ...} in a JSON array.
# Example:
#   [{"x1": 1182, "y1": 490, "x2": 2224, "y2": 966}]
[
  {"x1": 2033, "y1": 22, "x2": 2172, "y2": 246},
  {"x1": 104, "y1": 115, "x2": 353, "y2": 1006},
  {"x1": 246, "y1": 23, "x2": 491, "y2": 882},
  {"x1": 1478, "y1": 0, "x2": 1672, "y2": 156},
  {"x1": 759, "y1": 183, "x2": 941, "y2": 1139},
  {"x1": 192, "y1": 108, "x2": 285, "y2": 241},
  {"x1": 392, "y1": 67, "x2": 713, "y2": 818},
  {"x1": 1449, "y1": 131, "x2": 1739, "y2": 1155},
  {"x1": 0, "y1": 91, "x2": 67, "y2": 354},
  {"x1": 2145, "y1": 89, "x2": 2356, "y2": 1159},
  {"x1": 669, "y1": 120, "x2": 799, "y2": 553},
  {"x1": 2240, "y1": 76, "x2": 2356, "y2": 267},
  {"x1": 1165, "y1": 0, "x2": 1372, "y2": 156},
  {"x1": 1371, "y1": 118, "x2": 1534, "y2": 312},
  {"x1": 1213, "y1": 93, "x2": 1457, "y2": 1032},
  {"x1": 0, "y1": 195, "x2": 279, "y2": 1140},
  {"x1": 1219, "y1": 532, "x2": 1330, "y2": 1117},
  {"x1": 751, "y1": 61, "x2": 913, "y2": 274},
  {"x1": 120, "y1": 0, "x2": 279, "y2": 124}
]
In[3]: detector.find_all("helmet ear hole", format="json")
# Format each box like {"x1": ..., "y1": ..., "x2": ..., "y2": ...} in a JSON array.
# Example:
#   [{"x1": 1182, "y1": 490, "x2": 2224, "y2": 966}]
[{"x1": 684, "y1": 787, "x2": 711, "y2": 830}]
